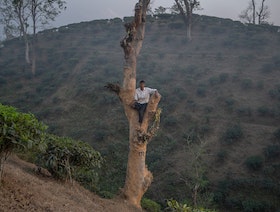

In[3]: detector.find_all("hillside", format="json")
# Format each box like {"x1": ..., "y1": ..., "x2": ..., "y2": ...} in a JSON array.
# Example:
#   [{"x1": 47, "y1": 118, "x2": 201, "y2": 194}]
[
  {"x1": 0, "y1": 155, "x2": 139, "y2": 212},
  {"x1": 0, "y1": 14, "x2": 280, "y2": 211}
]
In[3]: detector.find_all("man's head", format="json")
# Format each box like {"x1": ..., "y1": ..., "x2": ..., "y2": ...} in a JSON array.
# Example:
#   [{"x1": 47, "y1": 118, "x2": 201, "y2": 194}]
[{"x1": 139, "y1": 80, "x2": 145, "y2": 90}]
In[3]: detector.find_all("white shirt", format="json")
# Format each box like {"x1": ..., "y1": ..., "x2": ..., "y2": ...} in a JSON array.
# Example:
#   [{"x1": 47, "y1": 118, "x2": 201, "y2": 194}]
[{"x1": 135, "y1": 87, "x2": 157, "y2": 104}]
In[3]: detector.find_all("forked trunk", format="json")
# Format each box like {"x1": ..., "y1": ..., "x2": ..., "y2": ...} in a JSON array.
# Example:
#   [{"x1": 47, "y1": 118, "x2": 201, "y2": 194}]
[{"x1": 117, "y1": 0, "x2": 161, "y2": 208}]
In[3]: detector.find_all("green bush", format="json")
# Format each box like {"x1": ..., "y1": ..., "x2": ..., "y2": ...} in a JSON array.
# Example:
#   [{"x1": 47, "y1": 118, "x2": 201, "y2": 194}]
[
  {"x1": 166, "y1": 199, "x2": 216, "y2": 212},
  {"x1": 257, "y1": 106, "x2": 271, "y2": 117},
  {"x1": 264, "y1": 145, "x2": 280, "y2": 159},
  {"x1": 236, "y1": 106, "x2": 252, "y2": 117},
  {"x1": 197, "y1": 86, "x2": 207, "y2": 97},
  {"x1": 245, "y1": 155, "x2": 264, "y2": 171},
  {"x1": 216, "y1": 150, "x2": 227, "y2": 162},
  {"x1": 273, "y1": 128, "x2": 280, "y2": 141},
  {"x1": 241, "y1": 79, "x2": 253, "y2": 89},
  {"x1": 38, "y1": 135, "x2": 103, "y2": 182},
  {"x1": 0, "y1": 103, "x2": 47, "y2": 180},
  {"x1": 222, "y1": 124, "x2": 243, "y2": 144},
  {"x1": 141, "y1": 198, "x2": 161, "y2": 212}
]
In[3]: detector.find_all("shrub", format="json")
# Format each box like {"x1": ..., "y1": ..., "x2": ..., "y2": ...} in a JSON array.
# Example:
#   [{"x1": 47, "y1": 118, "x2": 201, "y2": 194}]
[
  {"x1": 0, "y1": 104, "x2": 47, "y2": 180},
  {"x1": 141, "y1": 198, "x2": 161, "y2": 212},
  {"x1": 273, "y1": 128, "x2": 280, "y2": 141},
  {"x1": 257, "y1": 106, "x2": 271, "y2": 116},
  {"x1": 217, "y1": 150, "x2": 227, "y2": 162},
  {"x1": 222, "y1": 124, "x2": 243, "y2": 144},
  {"x1": 236, "y1": 107, "x2": 252, "y2": 117},
  {"x1": 166, "y1": 199, "x2": 217, "y2": 212},
  {"x1": 38, "y1": 135, "x2": 103, "y2": 182},
  {"x1": 219, "y1": 73, "x2": 229, "y2": 83},
  {"x1": 225, "y1": 98, "x2": 235, "y2": 107},
  {"x1": 197, "y1": 86, "x2": 207, "y2": 97},
  {"x1": 241, "y1": 79, "x2": 253, "y2": 89},
  {"x1": 163, "y1": 116, "x2": 178, "y2": 127},
  {"x1": 245, "y1": 155, "x2": 264, "y2": 171},
  {"x1": 264, "y1": 145, "x2": 280, "y2": 159}
]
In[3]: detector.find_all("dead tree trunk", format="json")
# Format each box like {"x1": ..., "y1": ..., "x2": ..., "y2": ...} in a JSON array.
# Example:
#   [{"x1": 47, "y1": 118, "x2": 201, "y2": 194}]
[
  {"x1": 108, "y1": 0, "x2": 161, "y2": 208},
  {"x1": 252, "y1": 0, "x2": 256, "y2": 24}
]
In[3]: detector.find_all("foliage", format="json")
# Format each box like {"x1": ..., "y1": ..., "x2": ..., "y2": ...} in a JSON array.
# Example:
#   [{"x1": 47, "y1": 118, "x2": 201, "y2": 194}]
[
  {"x1": 213, "y1": 178, "x2": 279, "y2": 211},
  {"x1": 0, "y1": 103, "x2": 47, "y2": 180},
  {"x1": 222, "y1": 124, "x2": 243, "y2": 144},
  {"x1": 273, "y1": 128, "x2": 280, "y2": 141},
  {"x1": 264, "y1": 145, "x2": 280, "y2": 159},
  {"x1": 245, "y1": 155, "x2": 264, "y2": 170},
  {"x1": 38, "y1": 134, "x2": 103, "y2": 183},
  {"x1": 166, "y1": 199, "x2": 216, "y2": 212},
  {"x1": 236, "y1": 106, "x2": 252, "y2": 117},
  {"x1": 241, "y1": 79, "x2": 253, "y2": 89},
  {"x1": 141, "y1": 198, "x2": 161, "y2": 212},
  {"x1": 197, "y1": 86, "x2": 207, "y2": 97}
]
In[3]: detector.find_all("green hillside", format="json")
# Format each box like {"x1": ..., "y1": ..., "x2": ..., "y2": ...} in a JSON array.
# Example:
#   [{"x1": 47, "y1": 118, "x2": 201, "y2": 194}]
[{"x1": 0, "y1": 14, "x2": 280, "y2": 211}]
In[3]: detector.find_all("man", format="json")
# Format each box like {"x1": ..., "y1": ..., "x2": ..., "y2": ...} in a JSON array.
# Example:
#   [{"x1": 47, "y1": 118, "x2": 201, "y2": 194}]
[{"x1": 132, "y1": 80, "x2": 158, "y2": 124}]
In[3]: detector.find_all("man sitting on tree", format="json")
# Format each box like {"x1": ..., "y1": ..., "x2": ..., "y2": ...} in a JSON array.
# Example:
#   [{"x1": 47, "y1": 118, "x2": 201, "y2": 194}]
[{"x1": 132, "y1": 80, "x2": 158, "y2": 123}]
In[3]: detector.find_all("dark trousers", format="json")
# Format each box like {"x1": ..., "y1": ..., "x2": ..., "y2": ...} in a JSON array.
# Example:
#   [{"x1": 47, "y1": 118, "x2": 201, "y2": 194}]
[{"x1": 134, "y1": 103, "x2": 148, "y2": 123}]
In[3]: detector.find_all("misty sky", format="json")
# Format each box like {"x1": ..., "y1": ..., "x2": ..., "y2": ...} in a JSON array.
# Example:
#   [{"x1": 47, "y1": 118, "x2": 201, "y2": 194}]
[{"x1": 54, "y1": 0, "x2": 280, "y2": 27}]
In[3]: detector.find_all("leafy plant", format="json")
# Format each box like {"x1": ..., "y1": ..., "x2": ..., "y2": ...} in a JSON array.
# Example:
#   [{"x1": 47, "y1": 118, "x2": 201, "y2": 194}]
[
  {"x1": 166, "y1": 199, "x2": 216, "y2": 212},
  {"x1": 245, "y1": 155, "x2": 264, "y2": 171},
  {"x1": 141, "y1": 198, "x2": 161, "y2": 212},
  {"x1": 264, "y1": 145, "x2": 280, "y2": 159},
  {"x1": 222, "y1": 124, "x2": 243, "y2": 144},
  {"x1": 38, "y1": 135, "x2": 103, "y2": 183},
  {"x1": 273, "y1": 128, "x2": 280, "y2": 141},
  {"x1": 0, "y1": 103, "x2": 47, "y2": 181}
]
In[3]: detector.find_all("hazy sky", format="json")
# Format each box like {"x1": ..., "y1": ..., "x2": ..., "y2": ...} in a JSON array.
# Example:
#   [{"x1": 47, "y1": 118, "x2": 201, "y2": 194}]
[{"x1": 54, "y1": 0, "x2": 280, "y2": 27}]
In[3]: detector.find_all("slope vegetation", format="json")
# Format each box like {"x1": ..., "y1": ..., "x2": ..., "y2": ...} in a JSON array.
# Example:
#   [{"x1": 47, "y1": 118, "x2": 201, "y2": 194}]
[{"x1": 0, "y1": 14, "x2": 280, "y2": 211}]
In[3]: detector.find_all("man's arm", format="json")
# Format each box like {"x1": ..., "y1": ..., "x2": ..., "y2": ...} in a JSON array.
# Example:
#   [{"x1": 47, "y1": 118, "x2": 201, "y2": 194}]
[{"x1": 147, "y1": 87, "x2": 157, "y2": 95}]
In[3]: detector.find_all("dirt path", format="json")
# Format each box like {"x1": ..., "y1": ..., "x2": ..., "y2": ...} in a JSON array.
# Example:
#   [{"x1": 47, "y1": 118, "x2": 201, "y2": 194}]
[{"x1": 0, "y1": 156, "x2": 141, "y2": 212}]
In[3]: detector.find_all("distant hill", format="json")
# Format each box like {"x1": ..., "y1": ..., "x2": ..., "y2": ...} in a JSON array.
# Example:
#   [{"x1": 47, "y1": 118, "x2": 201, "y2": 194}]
[{"x1": 0, "y1": 14, "x2": 280, "y2": 211}]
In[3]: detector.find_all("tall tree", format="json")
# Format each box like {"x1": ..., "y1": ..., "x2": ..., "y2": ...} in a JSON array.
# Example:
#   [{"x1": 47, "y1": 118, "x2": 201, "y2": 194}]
[
  {"x1": 1, "y1": 0, "x2": 31, "y2": 64},
  {"x1": 252, "y1": 0, "x2": 256, "y2": 24},
  {"x1": 106, "y1": 0, "x2": 161, "y2": 208},
  {"x1": 239, "y1": 1, "x2": 255, "y2": 24},
  {"x1": 29, "y1": 0, "x2": 66, "y2": 75},
  {"x1": 172, "y1": 0, "x2": 200, "y2": 41},
  {"x1": 256, "y1": 0, "x2": 270, "y2": 24},
  {"x1": 0, "y1": 0, "x2": 66, "y2": 75},
  {"x1": 239, "y1": 0, "x2": 270, "y2": 25}
]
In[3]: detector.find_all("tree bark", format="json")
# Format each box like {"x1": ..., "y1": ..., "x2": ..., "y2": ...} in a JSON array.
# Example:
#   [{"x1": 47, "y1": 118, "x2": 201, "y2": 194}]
[
  {"x1": 258, "y1": 0, "x2": 265, "y2": 24},
  {"x1": 252, "y1": 0, "x2": 256, "y2": 24},
  {"x1": 118, "y1": 0, "x2": 161, "y2": 208},
  {"x1": 174, "y1": 0, "x2": 193, "y2": 41}
]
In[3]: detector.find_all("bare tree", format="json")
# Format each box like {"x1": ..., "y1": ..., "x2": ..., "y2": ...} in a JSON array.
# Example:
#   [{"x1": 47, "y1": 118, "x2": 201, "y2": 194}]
[
  {"x1": 252, "y1": 0, "x2": 256, "y2": 24},
  {"x1": 106, "y1": 0, "x2": 161, "y2": 208},
  {"x1": 239, "y1": 0, "x2": 270, "y2": 25},
  {"x1": 0, "y1": 0, "x2": 66, "y2": 75},
  {"x1": 256, "y1": 0, "x2": 270, "y2": 24},
  {"x1": 239, "y1": 1, "x2": 255, "y2": 24},
  {"x1": 29, "y1": 0, "x2": 66, "y2": 75},
  {"x1": 172, "y1": 0, "x2": 200, "y2": 41},
  {"x1": 0, "y1": 0, "x2": 31, "y2": 64},
  {"x1": 175, "y1": 134, "x2": 209, "y2": 207},
  {"x1": 0, "y1": 1, "x2": 20, "y2": 40}
]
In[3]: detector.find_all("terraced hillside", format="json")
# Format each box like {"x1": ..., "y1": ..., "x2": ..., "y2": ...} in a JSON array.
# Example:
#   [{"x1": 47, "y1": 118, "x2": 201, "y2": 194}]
[{"x1": 0, "y1": 14, "x2": 280, "y2": 211}]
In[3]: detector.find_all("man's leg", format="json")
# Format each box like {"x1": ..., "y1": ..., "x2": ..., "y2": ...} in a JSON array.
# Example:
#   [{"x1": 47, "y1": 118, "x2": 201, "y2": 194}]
[{"x1": 139, "y1": 103, "x2": 148, "y2": 123}]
